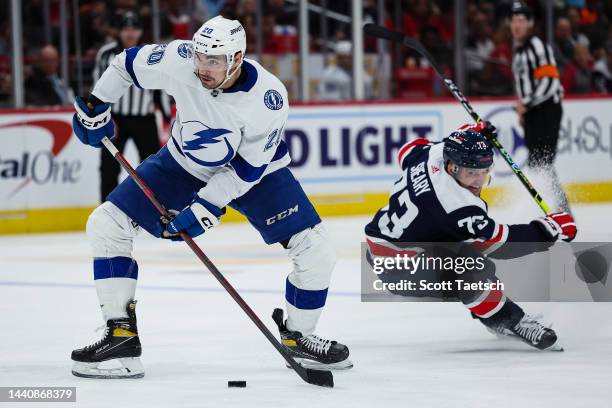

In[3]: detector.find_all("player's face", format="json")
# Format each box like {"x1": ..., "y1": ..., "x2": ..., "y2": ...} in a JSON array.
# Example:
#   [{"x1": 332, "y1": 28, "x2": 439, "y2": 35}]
[
  {"x1": 193, "y1": 53, "x2": 229, "y2": 89},
  {"x1": 455, "y1": 166, "x2": 492, "y2": 197}
]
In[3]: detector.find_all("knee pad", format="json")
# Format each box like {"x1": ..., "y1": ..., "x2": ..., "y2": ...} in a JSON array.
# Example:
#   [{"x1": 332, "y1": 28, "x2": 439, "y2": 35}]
[
  {"x1": 86, "y1": 201, "x2": 139, "y2": 258},
  {"x1": 285, "y1": 223, "x2": 336, "y2": 290}
]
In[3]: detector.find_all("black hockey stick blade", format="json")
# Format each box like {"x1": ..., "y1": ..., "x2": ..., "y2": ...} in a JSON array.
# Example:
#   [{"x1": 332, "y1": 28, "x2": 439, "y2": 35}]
[
  {"x1": 299, "y1": 367, "x2": 334, "y2": 388},
  {"x1": 271, "y1": 308, "x2": 333, "y2": 387}
]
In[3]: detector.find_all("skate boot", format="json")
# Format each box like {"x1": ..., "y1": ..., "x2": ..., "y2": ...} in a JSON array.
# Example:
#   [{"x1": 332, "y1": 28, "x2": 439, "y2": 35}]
[
  {"x1": 488, "y1": 314, "x2": 563, "y2": 351},
  {"x1": 272, "y1": 308, "x2": 352, "y2": 370},
  {"x1": 71, "y1": 300, "x2": 144, "y2": 378}
]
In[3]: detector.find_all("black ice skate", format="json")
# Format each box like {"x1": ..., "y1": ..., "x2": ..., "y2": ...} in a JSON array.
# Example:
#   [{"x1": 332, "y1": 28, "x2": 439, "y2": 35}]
[
  {"x1": 488, "y1": 314, "x2": 563, "y2": 351},
  {"x1": 71, "y1": 300, "x2": 144, "y2": 378},
  {"x1": 272, "y1": 308, "x2": 353, "y2": 370}
]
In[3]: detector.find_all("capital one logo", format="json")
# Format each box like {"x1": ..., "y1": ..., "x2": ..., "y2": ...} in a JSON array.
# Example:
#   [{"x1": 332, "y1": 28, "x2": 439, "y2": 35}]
[
  {"x1": 0, "y1": 119, "x2": 79, "y2": 198},
  {"x1": 483, "y1": 106, "x2": 527, "y2": 177}
]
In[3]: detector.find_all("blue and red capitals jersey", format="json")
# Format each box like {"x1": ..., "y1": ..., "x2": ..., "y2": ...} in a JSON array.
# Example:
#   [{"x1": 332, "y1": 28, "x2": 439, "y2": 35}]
[{"x1": 364, "y1": 139, "x2": 549, "y2": 256}]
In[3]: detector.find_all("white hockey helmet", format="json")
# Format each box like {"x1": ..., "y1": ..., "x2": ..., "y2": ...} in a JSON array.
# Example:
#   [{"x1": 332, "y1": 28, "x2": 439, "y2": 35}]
[{"x1": 192, "y1": 16, "x2": 246, "y2": 88}]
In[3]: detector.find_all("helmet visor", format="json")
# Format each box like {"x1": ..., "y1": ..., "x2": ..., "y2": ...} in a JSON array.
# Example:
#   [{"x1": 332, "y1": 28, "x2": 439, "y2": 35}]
[{"x1": 193, "y1": 52, "x2": 229, "y2": 73}]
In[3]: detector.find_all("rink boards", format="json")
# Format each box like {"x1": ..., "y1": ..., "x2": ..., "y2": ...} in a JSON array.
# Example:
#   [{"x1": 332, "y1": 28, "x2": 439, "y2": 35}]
[{"x1": 1, "y1": 96, "x2": 611, "y2": 234}]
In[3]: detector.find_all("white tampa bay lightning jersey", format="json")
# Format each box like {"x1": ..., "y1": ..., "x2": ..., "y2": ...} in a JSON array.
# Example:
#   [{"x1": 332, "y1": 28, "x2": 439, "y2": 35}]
[{"x1": 92, "y1": 40, "x2": 290, "y2": 208}]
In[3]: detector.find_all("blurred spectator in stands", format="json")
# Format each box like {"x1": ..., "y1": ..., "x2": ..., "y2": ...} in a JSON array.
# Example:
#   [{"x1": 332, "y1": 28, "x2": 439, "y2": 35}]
[
  {"x1": 0, "y1": 13, "x2": 10, "y2": 106},
  {"x1": 236, "y1": 0, "x2": 256, "y2": 53},
  {"x1": 394, "y1": 24, "x2": 450, "y2": 98},
  {"x1": 262, "y1": 14, "x2": 298, "y2": 54},
  {"x1": 23, "y1": 0, "x2": 47, "y2": 49},
  {"x1": 479, "y1": 1, "x2": 497, "y2": 27},
  {"x1": 402, "y1": 0, "x2": 453, "y2": 43},
  {"x1": 317, "y1": 2, "x2": 351, "y2": 49},
  {"x1": 220, "y1": 0, "x2": 239, "y2": 19},
  {"x1": 80, "y1": 1, "x2": 112, "y2": 56},
  {"x1": 553, "y1": 17, "x2": 575, "y2": 69},
  {"x1": 362, "y1": 0, "x2": 380, "y2": 52},
  {"x1": 25, "y1": 45, "x2": 74, "y2": 106},
  {"x1": 200, "y1": 0, "x2": 226, "y2": 18},
  {"x1": 577, "y1": 0, "x2": 609, "y2": 51},
  {"x1": 160, "y1": 0, "x2": 194, "y2": 41},
  {"x1": 593, "y1": 42, "x2": 612, "y2": 93},
  {"x1": 266, "y1": 0, "x2": 298, "y2": 27},
  {"x1": 0, "y1": 19, "x2": 10, "y2": 55},
  {"x1": 466, "y1": 12, "x2": 495, "y2": 82},
  {"x1": 591, "y1": 43, "x2": 606, "y2": 62},
  {"x1": 238, "y1": 0, "x2": 257, "y2": 16},
  {"x1": 241, "y1": 14, "x2": 257, "y2": 54},
  {"x1": 474, "y1": 22, "x2": 514, "y2": 96},
  {"x1": 579, "y1": 0, "x2": 600, "y2": 26},
  {"x1": 262, "y1": 14, "x2": 281, "y2": 54},
  {"x1": 113, "y1": 0, "x2": 138, "y2": 11},
  {"x1": 318, "y1": 41, "x2": 373, "y2": 101},
  {"x1": 395, "y1": 54, "x2": 435, "y2": 99},
  {"x1": 561, "y1": 45, "x2": 594, "y2": 94},
  {"x1": 567, "y1": 7, "x2": 591, "y2": 49},
  {"x1": 419, "y1": 25, "x2": 452, "y2": 74},
  {"x1": 0, "y1": 71, "x2": 10, "y2": 106}
]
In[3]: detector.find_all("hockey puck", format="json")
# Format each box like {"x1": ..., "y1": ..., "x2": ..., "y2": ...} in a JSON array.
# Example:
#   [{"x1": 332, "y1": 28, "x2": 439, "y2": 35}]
[{"x1": 228, "y1": 381, "x2": 246, "y2": 388}]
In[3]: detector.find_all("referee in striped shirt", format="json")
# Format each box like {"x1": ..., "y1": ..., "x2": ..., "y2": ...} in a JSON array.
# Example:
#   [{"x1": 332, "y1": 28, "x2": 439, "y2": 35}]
[
  {"x1": 94, "y1": 11, "x2": 171, "y2": 201},
  {"x1": 511, "y1": 2, "x2": 571, "y2": 213}
]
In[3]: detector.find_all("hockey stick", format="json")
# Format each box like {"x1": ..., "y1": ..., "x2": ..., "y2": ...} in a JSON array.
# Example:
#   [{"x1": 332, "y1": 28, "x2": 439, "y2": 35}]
[
  {"x1": 100, "y1": 136, "x2": 334, "y2": 388},
  {"x1": 363, "y1": 23, "x2": 552, "y2": 214}
]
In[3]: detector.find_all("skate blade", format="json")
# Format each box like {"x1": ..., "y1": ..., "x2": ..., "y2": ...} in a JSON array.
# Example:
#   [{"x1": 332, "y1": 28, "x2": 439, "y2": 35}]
[
  {"x1": 485, "y1": 327, "x2": 507, "y2": 340},
  {"x1": 72, "y1": 357, "x2": 145, "y2": 379},
  {"x1": 543, "y1": 343, "x2": 564, "y2": 352},
  {"x1": 286, "y1": 357, "x2": 353, "y2": 371}
]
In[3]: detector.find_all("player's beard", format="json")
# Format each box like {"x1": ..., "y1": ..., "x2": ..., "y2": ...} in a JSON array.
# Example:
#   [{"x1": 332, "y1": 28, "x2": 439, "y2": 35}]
[{"x1": 196, "y1": 72, "x2": 222, "y2": 89}]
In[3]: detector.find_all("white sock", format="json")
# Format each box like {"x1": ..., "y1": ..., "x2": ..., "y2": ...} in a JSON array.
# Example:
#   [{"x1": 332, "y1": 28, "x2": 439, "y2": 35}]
[{"x1": 95, "y1": 278, "x2": 137, "y2": 320}]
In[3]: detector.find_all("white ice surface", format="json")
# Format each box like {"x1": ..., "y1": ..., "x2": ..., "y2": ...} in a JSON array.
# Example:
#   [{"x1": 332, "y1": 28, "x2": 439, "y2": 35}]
[{"x1": 0, "y1": 203, "x2": 611, "y2": 408}]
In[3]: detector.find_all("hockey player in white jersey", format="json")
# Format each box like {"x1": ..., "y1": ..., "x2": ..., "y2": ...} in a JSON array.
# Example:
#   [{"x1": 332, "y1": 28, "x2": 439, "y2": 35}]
[
  {"x1": 71, "y1": 16, "x2": 351, "y2": 378},
  {"x1": 365, "y1": 122, "x2": 577, "y2": 351}
]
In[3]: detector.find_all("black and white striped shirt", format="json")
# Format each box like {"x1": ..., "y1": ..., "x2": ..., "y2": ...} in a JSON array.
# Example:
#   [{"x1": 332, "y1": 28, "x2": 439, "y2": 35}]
[
  {"x1": 512, "y1": 36, "x2": 563, "y2": 108},
  {"x1": 94, "y1": 41, "x2": 171, "y2": 117}
]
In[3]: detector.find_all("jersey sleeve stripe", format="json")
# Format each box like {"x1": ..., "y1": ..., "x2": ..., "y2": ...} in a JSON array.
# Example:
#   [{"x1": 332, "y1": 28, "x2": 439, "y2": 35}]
[
  {"x1": 397, "y1": 138, "x2": 431, "y2": 166},
  {"x1": 470, "y1": 223, "x2": 508, "y2": 254},
  {"x1": 228, "y1": 140, "x2": 287, "y2": 182},
  {"x1": 272, "y1": 140, "x2": 289, "y2": 161},
  {"x1": 125, "y1": 46, "x2": 144, "y2": 89}
]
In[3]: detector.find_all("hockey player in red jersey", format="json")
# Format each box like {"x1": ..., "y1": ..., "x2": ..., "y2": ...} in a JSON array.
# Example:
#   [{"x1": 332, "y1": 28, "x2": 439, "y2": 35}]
[{"x1": 365, "y1": 122, "x2": 576, "y2": 351}]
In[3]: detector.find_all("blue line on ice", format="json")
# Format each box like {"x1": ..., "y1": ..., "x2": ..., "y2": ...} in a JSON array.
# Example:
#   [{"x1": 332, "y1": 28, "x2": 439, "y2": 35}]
[{"x1": 0, "y1": 280, "x2": 361, "y2": 297}]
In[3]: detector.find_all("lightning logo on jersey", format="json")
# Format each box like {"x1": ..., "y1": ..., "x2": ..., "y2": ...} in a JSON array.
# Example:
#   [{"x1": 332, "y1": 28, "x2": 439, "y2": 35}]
[{"x1": 180, "y1": 121, "x2": 234, "y2": 167}]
